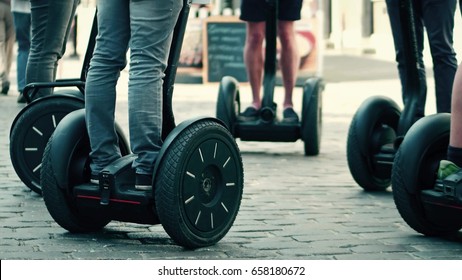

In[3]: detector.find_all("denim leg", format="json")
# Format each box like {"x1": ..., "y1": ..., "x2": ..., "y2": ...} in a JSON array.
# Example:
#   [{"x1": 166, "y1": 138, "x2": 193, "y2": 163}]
[
  {"x1": 13, "y1": 12, "x2": 31, "y2": 92},
  {"x1": 85, "y1": 0, "x2": 130, "y2": 174},
  {"x1": 128, "y1": 0, "x2": 183, "y2": 175},
  {"x1": 27, "y1": 0, "x2": 78, "y2": 97},
  {"x1": 385, "y1": 0, "x2": 427, "y2": 117},
  {"x1": 422, "y1": 0, "x2": 457, "y2": 113}
]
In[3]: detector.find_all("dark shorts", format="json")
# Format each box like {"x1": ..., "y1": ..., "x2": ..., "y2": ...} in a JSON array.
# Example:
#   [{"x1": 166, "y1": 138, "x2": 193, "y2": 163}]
[{"x1": 240, "y1": 0, "x2": 303, "y2": 22}]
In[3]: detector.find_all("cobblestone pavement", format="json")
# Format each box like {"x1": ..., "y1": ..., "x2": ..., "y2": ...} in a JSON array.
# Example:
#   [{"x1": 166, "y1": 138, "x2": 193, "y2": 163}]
[{"x1": 1, "y1": 55, "x2": 462, "y2": 260}]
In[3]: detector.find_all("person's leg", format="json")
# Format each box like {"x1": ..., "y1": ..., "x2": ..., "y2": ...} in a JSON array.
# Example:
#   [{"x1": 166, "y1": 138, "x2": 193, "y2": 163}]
[
  {"x1": 0, "y1": 4, "x2": 8, "y2": 92},
  {"x1": 385, "y1": 0, "x2": 427, "y2": 119},
  {"x1": 278, "y1": 20, "x2": 299, "y2": 110},
  {"x1": 243, "y1": 21, "x2": 265, "y2": 110},
  {"x1": 421, "y1": 0, "x2": 457, "y2": 114},
  {"x1": 128, "y1": 0, "x2": 182, "y2": 184},
  {"x1": 239, "y1": 0, "x2": 266, "y2": 119},
  {"x1": 4, "y1": 7, "x2": 14, "y2": 94},
  {"x1": 0, "y1": 3, "x2": 14, "y2": 94},
  {"x1": 449, "y1": 64, "x2": 462, "y2": 148},
  {"x1": 13, "y1": 12, "x2": 31, "y2": 93},
  {"x1": 438, "y1": 63, "x2": 462, "y2": 179},
  {"x1": 85, "y1": 0, "x2": 130, "y2": 178},
  {"x1": 27, "y1": 0, "x2": 78, "y2": 99},
  {"x1": 277, "y1": 0, "x2": 301, "y2": 122}
]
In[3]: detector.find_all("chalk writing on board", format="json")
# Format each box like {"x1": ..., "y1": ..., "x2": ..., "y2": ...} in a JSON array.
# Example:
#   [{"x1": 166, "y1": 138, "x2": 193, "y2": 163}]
[{"x1": 204, "y1": 19, "x2": 248, "y2": 83}]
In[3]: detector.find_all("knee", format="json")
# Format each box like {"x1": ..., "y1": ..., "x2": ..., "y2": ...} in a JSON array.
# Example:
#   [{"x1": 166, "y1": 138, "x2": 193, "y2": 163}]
[
  {"x1": 246, "y1": 30, "x2": 264, "y2": 48},
  {"x1": 278, "y1": 29, "x2": 296, "y2": 48}
]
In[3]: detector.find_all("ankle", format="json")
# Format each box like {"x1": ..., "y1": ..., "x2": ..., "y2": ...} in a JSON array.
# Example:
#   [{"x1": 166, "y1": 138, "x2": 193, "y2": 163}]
[{"x1": 447, "y1": 146, "x2": 462, "y2": 167}]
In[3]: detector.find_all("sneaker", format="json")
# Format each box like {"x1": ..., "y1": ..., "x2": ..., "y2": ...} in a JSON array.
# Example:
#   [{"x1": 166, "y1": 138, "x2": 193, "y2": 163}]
[
  {"x1": 90, "y1": 173, "x2": 99, "y2": 185},
  {"x1": 238, "y1": 106, "x2": 259, "y2": 121},
  {"x1": 17, "y1": 92, "x2": 26, "y2": 103},
  {"x1": 1, "y1": 81, "x2": 9, "y2": 95},
  {"x1": 135, "y1": 173, "x2": 152, "y2": 191},
  {"x1": 282, "y1": 107, "x2": 299, "y2": 123},
  {"x1": 437, "y1": 160, "x2": 461, "y2": 180}
]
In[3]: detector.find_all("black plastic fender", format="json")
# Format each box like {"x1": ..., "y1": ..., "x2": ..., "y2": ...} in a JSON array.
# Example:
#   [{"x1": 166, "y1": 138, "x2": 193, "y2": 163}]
[
  {"x1": 216, "y1": 76, "x2": 240, "y2": 133},
  {"x1": 48, "y1": 109, "x2": 129, "y2": 189},
  {"x1": 9, "y1": 90, "x2": 84, "y2": 138},
  {"x1": 393, "y1": 113, "x2": 450, "y2": 194}
]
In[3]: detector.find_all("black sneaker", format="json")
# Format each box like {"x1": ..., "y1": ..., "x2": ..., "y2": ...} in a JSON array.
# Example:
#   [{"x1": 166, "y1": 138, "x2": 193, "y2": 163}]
[
  {"x1": 282, "y1": 107, "x2": 299, "y2": 123},
  {"x1": 1, "y1": 81, "x2": 9, "y2": 95},
  {"x1": 135, "y1": 173, "x2": 152, "y2": 191},
  {"x1": 17, "y1": 92, "x2": 26, "y2": 103},
  {"x1": 238, "y1": 106, "x2": 259, "y2": 121}
]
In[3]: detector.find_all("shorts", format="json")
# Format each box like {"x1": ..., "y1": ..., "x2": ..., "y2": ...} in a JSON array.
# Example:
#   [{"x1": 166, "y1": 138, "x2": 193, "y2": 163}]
[{"x1": 239, "y1": 0, "x2": 303, "y2": 22}]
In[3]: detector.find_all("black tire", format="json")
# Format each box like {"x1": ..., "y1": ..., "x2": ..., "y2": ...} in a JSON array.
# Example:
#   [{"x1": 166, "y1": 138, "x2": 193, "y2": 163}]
[
  {"x1": 40, "y1": 109, "x2": 130, "y2": 233},
  {"x1": 301, "y1": 77, "x2": 323, "y2": 156},
  {"x1": 10, "y1": 95, "x2": 84, "y2": 194},
  {"x1": 41, "y1": 134, "x2": 111, "y2": 232},
  {"x1": 392, "y1": 113, "x2": 462, "y2": 236},
  {"x1": 155, "y1": 120, "x2": 243, "y2": 248},
  {"x1": 216, "y1": 76, "x2": 240, "y2": 134},
  {"x1": 346, "y1": 96, "x2": 401, "y2": 191}
]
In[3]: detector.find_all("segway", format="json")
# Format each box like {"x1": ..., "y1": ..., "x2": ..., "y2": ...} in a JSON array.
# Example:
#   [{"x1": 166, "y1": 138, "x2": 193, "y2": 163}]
[
  {"x1": 40, "y1": 0, "x2": 244, "y2": 249},
  {"x1": 7, "y1": 13, "x2": 127, "y2": 195},
  {"x1": 346, "y1": 0, "x2": 424, "y2": 191},
  {"x1": 216, "y1": 0, "x2": 324, "y2": 156},
  {"x1": 391, "y1": 114, "x2": 462, "y2": 236}
]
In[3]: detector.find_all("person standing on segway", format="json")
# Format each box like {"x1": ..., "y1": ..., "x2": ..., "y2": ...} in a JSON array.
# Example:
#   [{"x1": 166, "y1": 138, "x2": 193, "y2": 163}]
[
  {"x1": 385, "y1": 0, "x2": 458, "y2": 120},
  {"x1": 85, "y1": 0, "x2": 183, "y2": 190},
  {"x1": 238, "y1": 0, "x2": 302, "y2": 123}
]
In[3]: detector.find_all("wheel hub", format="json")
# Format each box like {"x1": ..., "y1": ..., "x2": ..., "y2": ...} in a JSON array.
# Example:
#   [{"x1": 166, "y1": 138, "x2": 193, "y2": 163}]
[{"x1": 199, "y1": 166, "x2": 221, "y2": 204}]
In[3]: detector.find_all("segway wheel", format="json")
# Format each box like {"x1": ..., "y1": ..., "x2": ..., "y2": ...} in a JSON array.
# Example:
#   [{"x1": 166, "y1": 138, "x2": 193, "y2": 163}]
[
  {"x1": 155, "y1": 119, "x2": 243, "y2": 248},
  {"x1": 392, "y1": 113, "x2": 462, "y2": 236},
  {"x1": 347, "y1": 96, "x2": 401, "y2": 191},
  {"x1": 216, "y1": 76, "x2": 240, "y2": 133},
  {"x1": 10, "y1": 93, "x2": 84, "y2": 194},
  {"x1": 301, "y1": 77, "x2": 323, "y2": 156}
]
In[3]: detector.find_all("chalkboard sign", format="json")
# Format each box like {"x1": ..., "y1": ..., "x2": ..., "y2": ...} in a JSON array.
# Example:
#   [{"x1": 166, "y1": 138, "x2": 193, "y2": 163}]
[{"x1": 203, "y1": 17, "x2": 248, "y2": 83}]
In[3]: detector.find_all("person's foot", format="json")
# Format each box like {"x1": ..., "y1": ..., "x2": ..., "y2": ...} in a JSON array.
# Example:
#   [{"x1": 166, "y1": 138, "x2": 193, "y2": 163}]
[
  {"x1": 282, "y1": 107, "x2": 299, "y2": 123},
  {"x1": 17, "y1": 92, "x2": 26, "y2": 103},
  {"x1": 1, "y1": 81, "x2": 9, "y2": 95},
  {"x1": 135, "y1": 173, "x2": 152, "y2": 191},
  {"x1": 238, "y1": 106, "x2": 259, "y2": 121},
  {"x1": 437, "y1": 160, "x2": 461, "y2": 180}
]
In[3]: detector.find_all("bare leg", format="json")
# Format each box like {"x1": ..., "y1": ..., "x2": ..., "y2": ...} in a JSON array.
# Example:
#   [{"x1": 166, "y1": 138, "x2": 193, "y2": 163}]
[
  {"x1": 278, "y1": 20, "x2": 299, "y2": 109},
  {"x1": 243, "y1": 21, "x2": 265, "y2": 109},
  {"x1": 450, "y1": 63, "x2": 462, "y2": 147}
]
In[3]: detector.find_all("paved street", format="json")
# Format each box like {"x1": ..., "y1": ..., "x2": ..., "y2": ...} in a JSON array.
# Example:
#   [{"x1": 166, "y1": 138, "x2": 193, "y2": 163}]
[{"x1": 1, "y1": 52, "x2": 462, "y2": 260}]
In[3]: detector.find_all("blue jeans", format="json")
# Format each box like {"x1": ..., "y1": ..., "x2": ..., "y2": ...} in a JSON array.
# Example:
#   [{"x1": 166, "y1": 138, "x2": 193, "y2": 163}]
[
  {"x1": 85, "y1": 0, "x2": 182, "y2": 176},
  {"x1": 13, "y1": 12, "x2": 31, "y2": 92},
  {"x1": 386, "y1": 0, "x2": 457, "y2": 115},
  {"x1": 27, "y1": 0, "x2": 78, "y2": 98}
]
